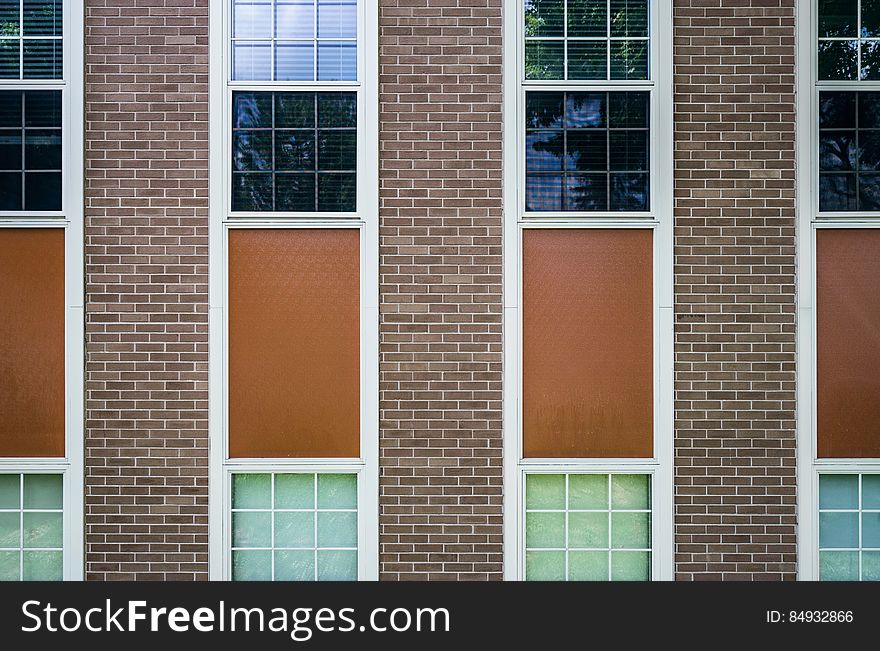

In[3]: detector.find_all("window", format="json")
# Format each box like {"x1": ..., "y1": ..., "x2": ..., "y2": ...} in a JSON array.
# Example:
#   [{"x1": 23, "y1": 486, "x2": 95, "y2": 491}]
[
  {"x1": 213, "y1": 0, "x2": 377, "y2": 581},
  {"x1": 818, "y1": 474, "x2": 880, "y2": 580},
  {"x1": 0, "y1": 0, "x2": 81, "y2": 582},
  {"x1": 505, "y1": 0, "x2": 671, "y2": 581},
  {"x1": 817, "y1": 0, "x2": 880, "y2": 80}
]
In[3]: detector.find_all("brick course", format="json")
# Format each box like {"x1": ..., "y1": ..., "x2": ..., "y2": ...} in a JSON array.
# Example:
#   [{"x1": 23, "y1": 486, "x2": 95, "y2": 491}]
[
  {"x1": 672, "y1": 0, "x2": 798, "y2": 580},
  {"x1": 84, "y1": 0, "x2": 210, "y2": 580},
  {"x1": 378, "y1": 0, "x2": 505, "y2": 580}
]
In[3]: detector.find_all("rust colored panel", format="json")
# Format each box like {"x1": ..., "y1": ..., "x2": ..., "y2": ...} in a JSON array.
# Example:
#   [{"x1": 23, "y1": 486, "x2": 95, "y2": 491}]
[
  {"x1": 228, "y1": 228, "x2": 360, "y2": 458},
  {"x1": 817, "y1": 229, "x2": 880, "y2": 458},
  {"x1": 522, "y1": 229, "x2": 653, "y2": 458},
  {"x1": 0, "y1": 228, "x2": 65, "y2": 458}
]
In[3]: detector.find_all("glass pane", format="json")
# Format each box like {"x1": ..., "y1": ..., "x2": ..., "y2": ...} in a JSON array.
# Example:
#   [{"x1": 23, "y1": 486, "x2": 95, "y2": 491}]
[
  {"x1": 23, "y1": 171, "x2": 60, "y2": 210},
  {"x1": 0, "y1": 40, "x2": 20, "y2": 79},
  {"x1": 0, "y1": 1, "x2": 20, "y2": 31},
  {"x1": 232, "y1": 473, "x2": 271, "y2": 509},
  {"x1": 526, "y1": 173, "x2": 563, "y2": 210},
  {"x1": 568, "y1": 550, "x2": 608, "y2": 580},
  {"x1": 863, "y1": 41, "x2": 880, "y2": 79},
  {"x1": 610, "y1": 131, "x2": 648, "y2": 171},
  {"x1": 274, "y1": 511, "x2": 315, "y2": 548},
  {"x1": 232, "y1": 172, "x2": 273, "y2": 211},
  {"x1": 275, "y1": 172, "x2": 317, "y2": 211},
  {"x1": 232, "y1": 42, "x2": 272, "y2": 80},
  {"x1": 863, "y1": 474, "x2": 880, "y2": 509},
  {"x1": 610, "y1": 0, "x2": 648, "y2": 37},
  {"x1": 22, "y1": 512, "x2": 62, "y2": 548},
  {"x1": 23, "y1": 90, "x2": 60, "y2": 127},
  {"x1": 566, "y1": 173, "x2": 607, "y2": 210},
  {"x1": 819, "y1": 474, "x2": 859, "y2": 509},
  {"x1": 526, "y1": 92, "x2": 564, "y2": 129},
  {"x1": 232, "y1": 550, "x2": 272, "y2": 580},
  {"x1": 24, "y1": 129, "x2": 61, "y2": 170},
  {"x1": 317, "y1": 130, "x2": 356, "y2": 170},
  {"x1": 22, "y1": 474, "x2": 61, "y2": 509},
  {"x1": 0, "y1": 512, "x2": 20, "y2": 548},
  {"x1": 525, "y1": 474, "x2": 565, "y2": 509},
  {"x1": 233, "y1": 131, "x2": 273, "y2": 171},
  {"x1": 233, "y1": 0, "x2": 273, "y2": 39},
  {"x1": 524, "y1": 0, "x2": 564, "y2": 38},
  {"x1": 610, "y1": 172, "x2": 649, "y2": 211},
  {"x1": 611, "y1": 512, "x2": 650, "y2": 549},
  {"x1": 277, "y1": 1, "x2": 314, "y2": 38},
  {"x1": 568, "y1": 474, "x2": 607, "y2": 510},
  {"x1": 276, "y1": 92, "x2": 315, "y2": 128},
  {"x1": 274, "y1": 473, "x2": 314, "y2": 509},
  {"x1": 274, "y1": 130, "x2": 315, "y2": 170},
  {"x1": 819, "y1": 173, "x2": 857, "y2": 211},
  {"x1": 820, "y1": 131, "x2": 856, "y2": 170},
  {"x1": 524, "y1": 40, "x2": 564, "y2": 80},
  {"x1": 0, "y1": 475, "x2": 19, "y2": 509},
  {"x1": 23, "y1": 38, "x2": 62, "y2": 79},
  {"x1": 567, "y1": 92, "x2": 606, "y2": 127},
  {"x1": 317, "y1": 92, "x2": 357, "y2": 127},
  {"x1": 525, "y1": 550, "x2": 565, "y2": 580},
  {"x1": 818, "y1": 0, "x2": 858, "y2": 37},
  {"x1": 612, "y1": 475, "x2": 650, "y2": 510},
  {"x1": 859, "y1": 173, "x2": 880, "y2": 209},
  {"x1": 316, "y1": 549, "x2": 357, "y2": 580},
  {"x1": 862, "y1": 551, "x2": 880, "y2": 581},
  {"x1": 0, "y1": 551, "x2": 19, "y2": 581},
  {"x1": 819, "y1": 550, "x2": 859, "y2": 580},
  {"x1": 275, "y1": 549, "x2": 314, "y2": 580},
  {"x1": 276, "y1": 42, "x2": 315, "y2": 80},
  {"x1": 318, "y1": 0, "x2": 357, "y2": 38},
  {"x1": 234, "y1": 92, "x2": 273, "y2": 128},
  {"x1": 860, "y1": 132, "x2": 880, "y2": 170},
  {"x1": 22, "y1": 550, "x2": 61, "y2": 580},
  {"x1": 317, "y1": 172, "x2": 355, "y2": 211},
  {"x1": 820, "y1": 91, "x2": 856, "y2": 128},
  {"x1": 525, "y1": 512, "x2": 565, "y2": 548},
  {"x1": 317, "y1": 42, "x2": 356, "y2": 81},
  {"x1": 568, "y1": 512, "x2": 608, "y2": 548},
  {"x1": 526, "y1": 131, "x2": 563, "y2": 171},
  {"x1": 819, "y1": 511, "x2": 859, "y2": 549},
  {"x1": 567, "y1": 0, "x2": 606, "y2": 37},
  {"x1": 567, "y1": 41, "x2": 607, "y2": 80},
  {"x1": 609, "y1": 91, "x2": 648, "y2": 128},
  {"x1": 566, "y1": 130, "x2": 606, "y2": 171},
  {"x1": 316, "y1": 511, "x2": 357, "y2": 547},
  {"x1": 610, "y1": 550, "x2": 650, "y2": 580},
  {"x1": 0, "y1": 172, "x2": 21, "y2": 209},
  {"x1": 818, "y1": 40, "x2": 858, "y2": 80},
  {"x1": 865, "y1": 0, "x2": 880, "y2": 37},
  {"x1": 317, "y1": 474, "x2": 357, "y2": 509},
  {"x1": 22, "y1": 1, "x2": 61, "y2": 36},
  {"x1": 862, "y1": 511, "x2": 880, "y2": 548},
  {"x1": 232, "y1": 511, "x2": 272, "y2": 548},
  {"x1": 611, "y1": 40, "x2": 649, "y2": 80}
]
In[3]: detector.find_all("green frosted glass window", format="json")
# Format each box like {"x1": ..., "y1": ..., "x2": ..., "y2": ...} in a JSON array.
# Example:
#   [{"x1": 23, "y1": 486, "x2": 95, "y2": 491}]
[
  {"x1": 818, "y1": 0, "x2": 880, "y2": 80},
  {"x1": 818, "y1": 473, "x2": 880, "y2": 581},
  {"x1": 230, "y1": 472, "x2": 358, "y2": 581},
  {"x1": 0, "y1": 473, "x2": 64, "y2": 582},
  {"x1": 524, "y1": 473, "x2": 651, "y2": 581},
  {"x1": 524, "y1": 0, "x2": 649, "y2": 81}
]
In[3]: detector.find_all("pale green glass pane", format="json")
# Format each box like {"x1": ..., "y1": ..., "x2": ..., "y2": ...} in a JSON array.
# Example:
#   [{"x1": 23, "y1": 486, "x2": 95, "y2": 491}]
[
  {"x1": 274, "y1": 511, "x2": 314, "y2": 548},
  {"x1": 611, "y1": 474, "x2": 650, "y2": 510},
  {"x1": 23, "y1": 512, "x2": 62, "y2": 548},
  {"x1": 525, "y1": 474, "x2": 565, "y2": 510},
  {"x1": 23, "y1": 474, "x2": 62, "y2": 509},
  {"x1": 0, "y1": 512, "x2": 20, "y2": 548},
  {"x1": 317, "y1": 511, "x2": 357, "y2": 548},
  {"x1": 862, "y1": 512, "x2": 880, "y2": 548},
  {"x1": 568, "y1": 551, "x2": 608, "y2": 581},
  {"x1": 0, "y1": 551, "x2": 19, "y2": 581},
  {"x1": 525, "y1": 512, "x2": 565, "y2": 549},
  {"x1": 317, "y1": 474, "x2": 357, "y2": 509},
  {"x1": 568, "y1": 474, "x2": 608, "y2": 510},
  {"x1": 317, "y1": 549, "x2": 357, "y2": 580},
  {"x1": 568, "y1": 512, "x2": 608, "y2": 549},
  {"x1": 610, "y1": 550, "x2": 650, "y2": 581},
  {"x1": 819, "y1": 511, "x2": 859, "y2": 549},
  {"x1": 525, "y1": 550, "x2": 565, "y2": 580},
  {"x1": 274, "y1": 473, "x2": 315, "y2": 509},
  {"x1": 862, "y1": 474, "x2": 880, "y2": 509},
  {"x1": 862, "y1": 551, "x2": 880, "y2": 581},
  {"x1": 819, "y1": 474, "x2": 859, "y2": 510},
  {"x1": 23, "y1": 550, "x2": 61, "y2": 580},
  {"x1": 275, "y1": 550, "x2": 315, "y2": 581},
  {"x1": 611, "y1": 512, "x2": 650, "y2": 549},
  {"x1": 232, "y1": 550, "x2": 272, "y2": 581},
  {"x1": 819, "y1": 550, "x2": 859, "y2": 581},
  {"x1": 0, "y1": 475, "x2": 19, "y2": 509},
  {"x1": 232, "y1": 473, "x2": 271, "y2": 509},
  {"x1": 232, "y1": 511, "x2": 271, "y2": 548}
]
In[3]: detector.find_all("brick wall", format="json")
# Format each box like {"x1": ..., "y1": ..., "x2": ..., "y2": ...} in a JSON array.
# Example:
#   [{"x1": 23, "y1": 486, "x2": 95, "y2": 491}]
[
  {"x1": 672, "y1": 0, "x2": 798, "y2": 580},
  {"x1": 83, "y1": 0, "x2": 210, "y2": 580},
  {"x1": 378, "y1": 0, "x2": 504, "y2": 580}
]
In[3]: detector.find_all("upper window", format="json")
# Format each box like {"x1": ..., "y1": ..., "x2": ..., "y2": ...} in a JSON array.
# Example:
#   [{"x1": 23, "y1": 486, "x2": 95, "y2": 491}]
[
  {"x1": 0, "y1": 0, "x2": 63, "y2": 80},
  {"x1": 524, "y1": 0, "x2": 649, "y2": 81},
  {"x1": 231, "y1": 0, "x2": 357, "y2": 81},
  {"x1": 818, "y1": 0, "x2": 880, "y2": 80}
]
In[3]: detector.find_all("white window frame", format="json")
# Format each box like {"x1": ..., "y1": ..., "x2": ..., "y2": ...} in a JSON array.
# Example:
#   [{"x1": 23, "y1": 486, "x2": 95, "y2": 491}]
[
  {"x1": 503, "y1": 0, "x2": 674, "y2": 580},
  {"x1": 796, "y1": 0, "x2": 880, "y2": 580},
  {"x1": 0, "y1": 0, "x2": 84, "y2": 580},
  {"x1": 208, "y1": 0, "x2": 379, "y2": 580}
]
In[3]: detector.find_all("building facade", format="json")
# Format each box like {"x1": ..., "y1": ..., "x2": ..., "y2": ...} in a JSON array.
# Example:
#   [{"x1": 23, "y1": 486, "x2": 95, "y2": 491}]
[{"x1": 0, "y1": 0, "x2": 876, "y2": 581}]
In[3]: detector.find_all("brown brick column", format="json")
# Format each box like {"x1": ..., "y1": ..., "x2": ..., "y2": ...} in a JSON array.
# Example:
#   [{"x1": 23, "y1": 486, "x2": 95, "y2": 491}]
[
  {"x1": 84, "y1": 0, "x2": 210, "y2": 580},
  {"x1": 378, "y1": 0, "x2": 504, "y2": 579},
  {"x1": 673, "y1": 0, "x2": 798, "y2": 579}
]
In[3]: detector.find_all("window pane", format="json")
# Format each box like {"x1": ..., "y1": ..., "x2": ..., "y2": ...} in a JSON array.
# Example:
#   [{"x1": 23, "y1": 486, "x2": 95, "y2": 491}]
[
  {"x1": 0, "y1": 131, "x2": 22, "y2": 169},
  {"x1": 233, "y1": 131, "x2": 273, "y2": 171},
  {"x1": 233, "y1": 0, "x2": 273, "y2": 39},
  {"x1": 24, "y1": 129, "x2": 61, "y2": 170},
  {"x1": 23, "y1": 474, "x2": 62, "y2": 509},
  {"x1": 610, "y1": 0, "x2": 649, "y2": 37},
  {"x1": 317, "y1": 0, "x2": 356, "y2": 38},
  {"x1": 317, "y1": 92, "x2": 357, "y2": 127},
  {"x1": 274, "y1": 550, "x2": 314, "y2": 580},
  {"x1": 232, "y1": 41, "x2": 272, "y2": 80},
  {"x1": 275, "y1": 173, "x2": 317, "y2": 211},
  {"x1": 232, "y1": 172, "x2": 273, "y2": 211},
  {"x1": 568, "y1": 512, "x2": 607, "y2": 548},
  {"x1": 274, "y1": 474, "x2": 315, "y2": 509},
  {"x1": 864, "y1": 475, "x2": 880, "y2": 509},
  {"x1": 819, "y1": 511, "x2": 859, "y2": 548},
  {"x1": 865, "y1": 0, "x2": 880, "y2": 36},
  {"x1": 232, "y1": 511, "x2": 272, "y2": 548},
  {"x1": 317, "y1": 130, "x2": 356, "y2": 170},
  {"x1": 525, "y1": 474, "x2": 566, "y2": 510},
  {"x1": 317, "y1": 41, "x2": 356, "y2": 80},
  {"x1": 0, "y1": 40, "x2": 20, "y2": 79},
  {"x1": 818, "y1": 40, "x2": 858, "y2": 80},
  {"x1": 525, "y1": 550, "x2": 565, "y2": 580},
  {"x1": 862, "y1": 40, "x2": 880, "y2": 79},
  {"x1": 820, "y1": 131, "x2": 856, "y2": 170},
  {"x1": 276, "y1": 42, "x2": 314, "y2": 81},
  {"x1": 316, "y1": 550, "x2": 357, "y2": 580},
  {"x1": 234, "y1": 92, "x2": 273, "y2": 128},
  {"x1": 819, "y1": 474, "x2": 859, "y2": 509},
  {"x1": 0, "y1": 551, "x2": 19, "y2": 581},
  {"x1": 524, "y1": 0, "x2": 565, "y2": 38},
  {"x1": 22, "y1": 0, "x2": 61, "y2": 36},
  {"x1": 820, "y1": 550, "x2": 859, "y2": 580},
  {"x1": 526, "y1": 512, "x2": 566, "y2": 548},
  {"x1": 22, "y1": 551, "x2": 61, "y2": 581},
  {"x1": 274, "y1": 130, "x2": 315, "y2": 170},
  {"x1": 567, "y1": 40, "x2": 606, "y2": 80},
  {"x1": 274, "y1": 512, "x2": 315, "y2": 547},
  {"x1": 568, "y1": 551, "x2": 608, "y2": 580},
  {"x1": 277, "y1": 1, "x2": 314, "y2": 38},
  {"x1": 0, "y1": 475, "x2": 19, "y2": 509},
  {"x1": 232, "y1": 550, "x2": 272, "y2": 580},
  {"x1": 567, "y1": 0, "x2": 606, "y2": 37},
  {"x1": 317, "y1": 172, "x2": 355, "y2": 211},
  {"x1": 0, "y1": 512, "x2": 20, "y2": 548},
  {"x1": 317, "y1": 473, "x2": 357, "y2": 509},
  {"x1": 524, "y1": 40, "x2": 564, "y2": 80},
  {"x1": 610, "y1": 39, "x2": 648, "y2": 79},
  {"x1": 24, "y1": 171, "x2": 60, "y2": 210},
  {"x1": 611, "y1": 474, "x2": 650, "y2": 510},
  {"x1": 568, "y1": 474, "x2": 607, "y2": 509},
  {"x1": 818, "y1": 0, "x2": 858, "y2": 37},
  {"x1": 232, "y1": 473, "x2": 271, "y2": 509},
  {"x1": 610, "y1": 551, "x2": 650, "y2": 580},
  {"x1": 316, "y1": 511, "x2": 357, "y2": 547}
]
